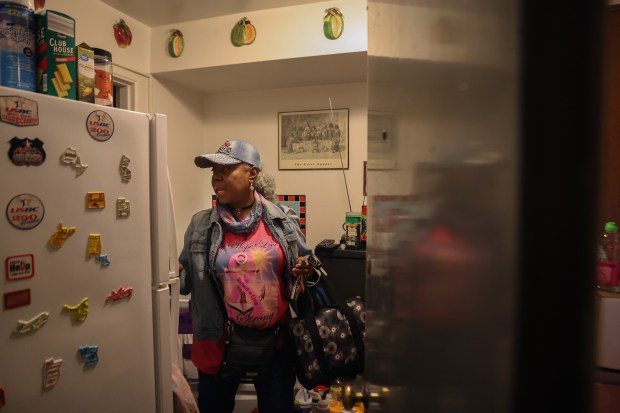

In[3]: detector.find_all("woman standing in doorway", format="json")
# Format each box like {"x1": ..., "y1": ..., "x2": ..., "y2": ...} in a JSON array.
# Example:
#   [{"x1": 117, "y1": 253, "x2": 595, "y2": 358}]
[{"x1": 178, "y1": 140, "x2": 312, "y2": 412}]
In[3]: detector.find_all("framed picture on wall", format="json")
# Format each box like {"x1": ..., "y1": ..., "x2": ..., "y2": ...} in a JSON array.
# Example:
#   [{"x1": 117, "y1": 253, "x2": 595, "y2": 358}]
[{"x1": 278, "y1": 108, "x2": 349, "y2": 170}]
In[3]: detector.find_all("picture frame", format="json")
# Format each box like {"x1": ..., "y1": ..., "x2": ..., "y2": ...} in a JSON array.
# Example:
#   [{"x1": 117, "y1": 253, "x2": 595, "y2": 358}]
[{"x1": 278, "y1": 108, "x2": 349, "y2": 170}]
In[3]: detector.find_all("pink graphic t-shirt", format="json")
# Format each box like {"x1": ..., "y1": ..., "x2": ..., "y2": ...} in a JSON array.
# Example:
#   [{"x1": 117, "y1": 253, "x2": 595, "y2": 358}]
[
  {"x1": 191, "y1": 220, "x2": 288, "y2": 374},
  {"x1": 216, "y1": 220, "x2": 287, "y2": 329}
]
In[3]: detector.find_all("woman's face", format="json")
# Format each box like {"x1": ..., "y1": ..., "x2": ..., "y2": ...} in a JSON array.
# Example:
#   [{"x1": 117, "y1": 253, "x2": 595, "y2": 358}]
[{"x1": 211, "y1": 163, "x2": 257, "y2": 206}]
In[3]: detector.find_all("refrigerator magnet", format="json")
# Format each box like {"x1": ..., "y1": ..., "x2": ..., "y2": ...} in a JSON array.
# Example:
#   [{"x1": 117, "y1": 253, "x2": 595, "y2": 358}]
[
  {"x1": 3, "y1": 289, "x2": 31, "y2": 310},
  {"x1": 87, "y1": 234, "x2": 102, "y2": 256},
  {"x1": 0, "y1": 95, "x2": 39, "y2": 126},
  {"x1": 13, "y1": 311, "x2": 49, "y2": 334},
  {"x1": 8, "y1": 137, "x2": 46, "y2": 166},
  {"x1": 5, "y1": 254, "x2": 35, "y2": 281},
  {"x1": 60, "y1": 147, "x2": 88, "y2": 176},
  {"x1": 95, "y1": 254, "x2": 110, "y2": 266},
  {"x1": 116, "y1": 197, "x2": 130, "y2": 217},
  {"x1": 6, "y1": 193, "x2": 44, "y2": 230},
  {"x1": 86, "y1": 192, "x2": 105, "y2": 209},
  {"x1": 43, "y1": 358, "x2": 63, "y2": 388},
  {"x1": 86, "y1": 110, "x2": 114, "y2": 141},
  {"x1": 119, "y1": 155, "x2": 131, "y2": 183},
  {"x1": 48, "y1": 221, "x2": 76, "y2": 249},
  {"x1": 106, "y1": 286, "x2": 132, "y2": 301},
  {"x1": 63, "y1": 297, "x2": 89, "y2": 322},
  {"x1": 78, "y1": 345, "x2": 99, "y2": 366}
]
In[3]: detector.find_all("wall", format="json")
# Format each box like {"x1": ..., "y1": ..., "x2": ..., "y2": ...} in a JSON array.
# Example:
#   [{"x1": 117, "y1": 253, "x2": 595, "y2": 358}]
[
  {"x1": 203, "y1": 82, "x2": 368, "y2": 249},
  {"x1": 150, "y1": 79, "x2": 207, "y2": 246}
]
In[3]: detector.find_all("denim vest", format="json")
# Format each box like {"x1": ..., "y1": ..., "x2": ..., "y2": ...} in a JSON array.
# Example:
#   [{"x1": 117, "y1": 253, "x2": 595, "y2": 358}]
[{"x1": 178, "y1": 200, "x2": 311, "y2": 340}]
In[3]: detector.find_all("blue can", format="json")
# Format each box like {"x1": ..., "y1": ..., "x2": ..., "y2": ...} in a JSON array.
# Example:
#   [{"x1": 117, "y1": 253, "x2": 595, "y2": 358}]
[{"x1": 0, "y1": 1, "x2": 36, "y2": 92}]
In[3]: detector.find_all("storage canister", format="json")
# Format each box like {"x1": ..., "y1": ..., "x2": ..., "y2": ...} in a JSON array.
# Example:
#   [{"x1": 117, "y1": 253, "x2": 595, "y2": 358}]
[
  {"x1": 0, "y1": 0, "x2": 36, "y2": 91},
  {"x1": 93, "y1": 47, "x2": 112, "y2": 106}
]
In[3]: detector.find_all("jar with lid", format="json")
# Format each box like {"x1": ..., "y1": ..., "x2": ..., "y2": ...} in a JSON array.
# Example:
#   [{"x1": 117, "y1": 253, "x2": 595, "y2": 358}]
[{"x1": 93, "y1": 48, "x2": 113, "y2": 106}]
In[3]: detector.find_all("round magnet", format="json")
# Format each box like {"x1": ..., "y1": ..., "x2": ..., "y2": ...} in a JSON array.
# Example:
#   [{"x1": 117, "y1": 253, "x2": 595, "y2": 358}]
[
  {"x1": 6, "y1": 193, "x2": 45, "y2": 230},
  {"x1": 86, "y1": 110, "x2": 114, "y2": 142}
]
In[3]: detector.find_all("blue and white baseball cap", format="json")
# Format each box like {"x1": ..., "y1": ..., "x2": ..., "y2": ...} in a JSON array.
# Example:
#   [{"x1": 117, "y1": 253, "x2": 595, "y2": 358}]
[{"x1": 194, "y1": 140, "x2": 262, "y2": 170}]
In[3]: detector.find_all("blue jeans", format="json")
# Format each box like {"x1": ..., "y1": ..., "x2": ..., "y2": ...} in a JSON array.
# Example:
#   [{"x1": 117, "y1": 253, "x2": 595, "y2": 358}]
[{"x1": 197, "y1": 346, "x2": 296, "y2": 413}]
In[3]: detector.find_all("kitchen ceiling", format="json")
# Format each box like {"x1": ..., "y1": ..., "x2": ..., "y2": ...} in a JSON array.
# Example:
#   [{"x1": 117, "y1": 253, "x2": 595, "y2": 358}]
[{"x1": 99, "y1": 0, "x2": 327, "y2": 26}]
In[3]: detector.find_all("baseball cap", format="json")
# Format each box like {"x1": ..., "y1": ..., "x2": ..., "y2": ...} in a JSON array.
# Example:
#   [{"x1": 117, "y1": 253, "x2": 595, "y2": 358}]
[{"x1": 194, "y1": 140, "x2": 262, "y2": 170}]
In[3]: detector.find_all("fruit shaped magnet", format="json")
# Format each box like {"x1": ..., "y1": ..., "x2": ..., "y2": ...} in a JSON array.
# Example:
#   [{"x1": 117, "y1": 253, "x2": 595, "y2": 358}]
[
  {"x1": 323, "y1": 7, "x2": 344, "y2": 40},
  {"x1": 113, "y1": 19, "x2": 132, "y2": 48},
  {"x1": 168, "y1": 30, "x2": 184, "y2": 58},
  {"x1": 231, "y1": 17, "x2": 256, "y2": 47},
  {"x1": 34, "y1": 0, "x2": 45, "y2": 11}
]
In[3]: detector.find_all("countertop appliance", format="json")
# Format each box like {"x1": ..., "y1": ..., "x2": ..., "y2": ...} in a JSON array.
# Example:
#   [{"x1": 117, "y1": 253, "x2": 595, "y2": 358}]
[{"x1": 0, "y1": 85, "x2": 178, "y2": 413}]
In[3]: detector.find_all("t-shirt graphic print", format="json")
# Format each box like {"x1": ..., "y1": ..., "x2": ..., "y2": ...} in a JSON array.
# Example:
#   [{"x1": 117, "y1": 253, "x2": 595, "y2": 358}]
[{"x1": 216, "y1": 220, "x2": 287, "y2": 330}]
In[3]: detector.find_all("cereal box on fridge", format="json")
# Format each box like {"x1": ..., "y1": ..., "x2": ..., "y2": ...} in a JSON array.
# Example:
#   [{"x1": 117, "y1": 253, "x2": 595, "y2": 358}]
[{"x1": 36, "y1": 10, "x2": 75, "y2": 99}]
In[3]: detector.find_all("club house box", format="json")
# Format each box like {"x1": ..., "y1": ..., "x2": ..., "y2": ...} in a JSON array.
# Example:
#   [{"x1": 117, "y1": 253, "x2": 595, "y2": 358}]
[{"x1": 36, "y1": 10, "x2": 76, "y2": 99}]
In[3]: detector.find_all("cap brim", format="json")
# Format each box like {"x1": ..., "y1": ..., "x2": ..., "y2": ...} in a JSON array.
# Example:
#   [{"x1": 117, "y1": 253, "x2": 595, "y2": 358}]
[{"x1": 194, "y1": 154, "x2": 242, "y2": 168}]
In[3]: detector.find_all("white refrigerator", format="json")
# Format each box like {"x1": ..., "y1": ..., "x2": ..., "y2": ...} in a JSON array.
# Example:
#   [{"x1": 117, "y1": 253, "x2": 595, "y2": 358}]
[{"x1": 0, "y1": 85, "x2": 179, "y2": 413}]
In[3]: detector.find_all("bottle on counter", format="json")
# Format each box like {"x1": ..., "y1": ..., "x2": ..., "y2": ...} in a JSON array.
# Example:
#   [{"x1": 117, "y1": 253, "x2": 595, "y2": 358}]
[{"x1": 597, "y1": 221, "x2": 620, "y2": 292}]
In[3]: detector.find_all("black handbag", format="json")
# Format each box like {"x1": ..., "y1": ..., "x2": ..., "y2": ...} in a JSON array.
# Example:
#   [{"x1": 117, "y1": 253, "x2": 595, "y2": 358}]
[
  {"x1": 219, "y1": 320, "x2": 278, "y2": 379},
  {"x1": 287, "y1": 276, "x2": 366, "y2": 389}
]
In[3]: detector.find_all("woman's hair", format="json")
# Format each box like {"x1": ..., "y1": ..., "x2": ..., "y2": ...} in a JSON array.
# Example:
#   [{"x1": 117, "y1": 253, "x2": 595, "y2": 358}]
[{"x1": 254, "y1": 171, "x2": 278, "y2": 203}]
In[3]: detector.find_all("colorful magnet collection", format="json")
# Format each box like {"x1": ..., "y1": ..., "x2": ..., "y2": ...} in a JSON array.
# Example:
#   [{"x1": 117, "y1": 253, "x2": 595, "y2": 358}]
[{"x1": 2, "y1": 99, "x2": 137, "y2": 396}]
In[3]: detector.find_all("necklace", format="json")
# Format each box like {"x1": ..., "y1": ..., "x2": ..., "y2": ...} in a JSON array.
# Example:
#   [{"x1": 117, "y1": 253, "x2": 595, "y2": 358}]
[{"x1": 230, "y1": 201, "x2": 254, "y2": 216}]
